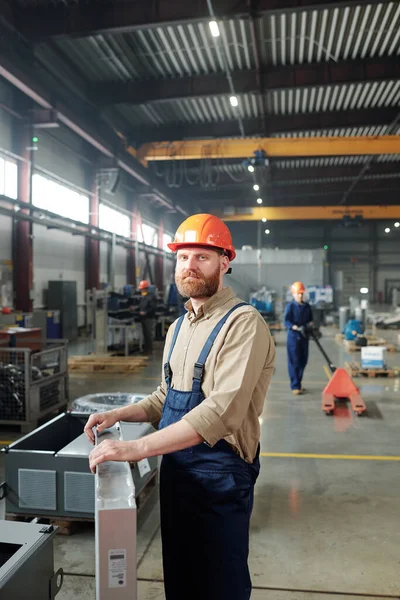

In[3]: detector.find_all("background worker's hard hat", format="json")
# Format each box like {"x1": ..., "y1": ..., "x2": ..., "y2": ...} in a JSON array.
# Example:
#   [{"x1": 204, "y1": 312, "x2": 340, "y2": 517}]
[
  {"x1": 138, "y1": 280, "x2": 150, "y2": 290},
  {"x1": 291, "y1": 281, "x2": 306, "y2": 294},
  {"x1": 168, "y1": 213, "x2": 236, "y2": 261}
]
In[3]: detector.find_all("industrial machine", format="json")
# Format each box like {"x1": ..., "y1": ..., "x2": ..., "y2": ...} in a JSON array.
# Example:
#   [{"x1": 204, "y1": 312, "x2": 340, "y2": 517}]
[
  {"x1": 343, "y1": 319, "x2": 364, "y2": 341},
  {"x1": 305, "y1": 328, "x2": 366, "y2": 416},
  {"x1": 250, "y1": 287, "x2": 276, "y2": 317},
  {"x1": 1, "y1": 411, "x2": 158, "y2": 520},
  {"x1": 0, "y1": 520, "x2": 63, "y2": 599}
]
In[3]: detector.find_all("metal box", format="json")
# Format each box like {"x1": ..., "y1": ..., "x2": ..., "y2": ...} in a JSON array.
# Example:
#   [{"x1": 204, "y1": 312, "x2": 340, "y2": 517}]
[
  {"x1": 48, "y1": 281, "x2": 78, "y2": 341},
  {"x1": 2, "y1": 412, "x2": 157, "y2": 520},
  {"x1": 0, "y1": 521, "x2": 63, "y2": 600}
]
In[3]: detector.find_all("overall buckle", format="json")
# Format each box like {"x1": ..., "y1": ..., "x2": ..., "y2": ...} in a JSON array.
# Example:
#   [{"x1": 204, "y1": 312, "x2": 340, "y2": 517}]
[{"x1": 193, "y1": 362, "x2": 204, "y2": 381}]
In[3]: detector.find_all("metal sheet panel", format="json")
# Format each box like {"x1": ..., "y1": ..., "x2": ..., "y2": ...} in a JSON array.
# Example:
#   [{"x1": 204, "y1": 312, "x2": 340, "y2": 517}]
[{"x1": 18, "y1": 468, "x2": 57, "y2": 511}]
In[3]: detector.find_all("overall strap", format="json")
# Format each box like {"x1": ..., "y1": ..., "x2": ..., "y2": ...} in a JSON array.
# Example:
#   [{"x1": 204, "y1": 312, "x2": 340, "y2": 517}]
[
  {"x1": 164, "y1": 315, "x2": 185, "y2": 384},
  {"x1": 192, "y1": 302, "x2": 248, "y2": 389}
]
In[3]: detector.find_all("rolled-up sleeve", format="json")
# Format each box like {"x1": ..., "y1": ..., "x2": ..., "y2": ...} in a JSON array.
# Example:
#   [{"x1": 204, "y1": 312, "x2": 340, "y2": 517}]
[{"x1": 182, "y1": 313, "x2": 274, "y2": 447}]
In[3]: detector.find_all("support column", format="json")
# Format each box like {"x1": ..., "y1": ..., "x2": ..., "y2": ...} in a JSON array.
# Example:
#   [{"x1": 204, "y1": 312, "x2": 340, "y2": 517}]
[
  {"x1": 155, "y1": 221, "x2": 164, "y2": 292},
  {"x1": 85, "y1": 170, "x2": 100, "y2": 290},
  {"x1": 13, "y1": 120, "x2": 33, "y2": 312},
  {"x1": 127, "y1": 209, "x2": 137, "y2": 286},
  {"x1": 371, "y1": 222, "x2": 378, "y2": 303}
]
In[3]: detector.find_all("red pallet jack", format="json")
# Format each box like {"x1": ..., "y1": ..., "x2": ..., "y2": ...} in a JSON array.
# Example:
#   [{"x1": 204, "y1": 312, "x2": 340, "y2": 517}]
[{"x1": 309, "y1": 329, "x2": 367, "y2": 416}]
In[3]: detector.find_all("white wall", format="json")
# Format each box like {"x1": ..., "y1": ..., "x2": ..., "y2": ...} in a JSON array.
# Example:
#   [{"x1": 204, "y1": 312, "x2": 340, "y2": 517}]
[
  {"x1": 33, "y1": 225, "x2": 86, "y2": 326},
  {"x1": 228, "y1": 248, "x2": 324, "y2": 301},
  {"x1": 114, "y1": 245, "x2": 127, "y2": 291},
  {"x1": 0, "y1": 215, "x2": 12, "y2": 261}
]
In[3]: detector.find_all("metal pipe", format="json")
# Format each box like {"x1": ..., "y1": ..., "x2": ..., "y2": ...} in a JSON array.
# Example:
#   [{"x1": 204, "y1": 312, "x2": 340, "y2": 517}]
[{"x1": 0, "y1": 196, "x2": 174, "y2": 259}]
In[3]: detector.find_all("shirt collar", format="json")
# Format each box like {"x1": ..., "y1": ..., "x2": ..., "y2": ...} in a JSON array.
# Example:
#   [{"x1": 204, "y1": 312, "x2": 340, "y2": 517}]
[{"x1": 185, "y1": 287, "x2": 235, "y2": 321}]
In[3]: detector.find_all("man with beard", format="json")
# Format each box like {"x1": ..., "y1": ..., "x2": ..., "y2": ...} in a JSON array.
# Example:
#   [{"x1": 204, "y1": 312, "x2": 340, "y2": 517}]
[{"x1": 84, "y1": 214, "x2": 275, "y2": 600}]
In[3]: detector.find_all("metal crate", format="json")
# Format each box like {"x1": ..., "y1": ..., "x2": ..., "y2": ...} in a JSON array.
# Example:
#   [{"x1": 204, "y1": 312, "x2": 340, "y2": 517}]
[{"x1": 0, "y1": 340, "x2": 68, "y2": 431}]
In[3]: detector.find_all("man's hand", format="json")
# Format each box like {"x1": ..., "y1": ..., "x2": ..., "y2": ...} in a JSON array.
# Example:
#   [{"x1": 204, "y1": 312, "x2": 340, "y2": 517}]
[
  {"x1": 84, "y1": 410, "x2": 120, "y2": 444},
  {"x1": 89, "y1": 439, "x2": 143, "y2": 474}
]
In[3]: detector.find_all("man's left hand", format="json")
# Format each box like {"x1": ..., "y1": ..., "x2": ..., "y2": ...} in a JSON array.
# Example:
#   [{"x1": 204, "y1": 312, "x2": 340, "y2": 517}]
[{"x1": 89, "y1": 440, "x2": 143, "y2": 474}]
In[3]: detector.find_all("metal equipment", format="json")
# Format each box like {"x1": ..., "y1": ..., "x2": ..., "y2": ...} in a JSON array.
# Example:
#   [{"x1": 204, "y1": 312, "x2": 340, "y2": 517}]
[
  {"x1": 1, "y1": 412, "x2": 157, "y2": 520},
  {"x1": 95, "y1": 424, "x2": 137, "y2": 599},
  {"x1": 308, "y1": 329, "x2": 366, "y2": 416},
  {"x1": 0, "y1": 520, "x2": 63, "y2": 600},
  {"x1": 0, "y1": 339, "x2": 68, "y2": 432},
  {"x1": 48, "y1": 281, "x2": 78, "y2": 341}
]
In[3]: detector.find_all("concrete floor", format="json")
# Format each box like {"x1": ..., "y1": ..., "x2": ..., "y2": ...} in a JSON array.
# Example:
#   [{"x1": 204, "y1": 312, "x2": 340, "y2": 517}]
[{"x1": 1, "y1": 326, "x2": 400, "y2": 599}]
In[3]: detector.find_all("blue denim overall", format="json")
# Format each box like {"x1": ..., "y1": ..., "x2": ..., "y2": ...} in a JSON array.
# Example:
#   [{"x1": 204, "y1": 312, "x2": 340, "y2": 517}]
[{"x1": 158, "y1": 304, "x2": 260, "y2": 600}]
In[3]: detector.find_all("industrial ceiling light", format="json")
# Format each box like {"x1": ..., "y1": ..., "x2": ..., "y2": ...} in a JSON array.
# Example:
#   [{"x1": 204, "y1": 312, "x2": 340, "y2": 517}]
[
  {"x1": 257, "y1": 198, "x2": 263, "y2": 204},
  {"x1": 253, "y1": 184, "x2": 260, "y2": 191},
  {"x1": 265, "y1": 229, "x2": 270, "y2": 235},
  {"x1": 262, "y1": 218, "x2": 267, "y2": 223},
  {"x1": 360, "y1": 287, "x2": 369, "y2": 294},
  {"x1": 394, "y1": 222, "x2": 400, "y2": 228},
  {"x1": 247, "y1": 164, "x2": 255, "y2": 173},
  {"x1": 209, "y1": 21, "x2": 220, "y2": 37},
  {"x1": 230, "y1": 95, "x2": 239, "y2": 107},
  {"x1": 385, "y1": 227, "x2": 391, "y2": 233}
]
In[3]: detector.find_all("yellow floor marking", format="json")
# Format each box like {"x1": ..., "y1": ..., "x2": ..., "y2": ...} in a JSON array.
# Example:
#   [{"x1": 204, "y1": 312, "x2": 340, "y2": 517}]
[
  {"x1": 323, "y1": 365, "x2": 332, "y2": 380},
  {"x1": 260, "y1": 452, "x2": 400, "y2": 461},
  {"x1": 0, "y1": 440, "x2": 14, "y2": 445}
]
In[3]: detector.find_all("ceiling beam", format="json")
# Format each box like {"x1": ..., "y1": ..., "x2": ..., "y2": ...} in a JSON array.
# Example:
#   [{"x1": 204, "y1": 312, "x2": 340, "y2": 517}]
[
  {"x1": 13, "y1": 0, "x2": 389, "y2": 39},
  {"x1": 134, "y1": 107, "x2": 400, "y2": 143},
  {"x1": 189, "y1": 182, "x2": 400, "y2": 204},
  {"x1": 139, "y1": 136, "x2": 400, "y2": 161},
  {"x1": 215, "y1": 205, "x2": 400, "y2": 221},
  {"x1": 93, "y1": 56, "x2": 400, "y2": 106},
  {"x1": 0, "y1": 53, "x2": 186, "y2": 214}
]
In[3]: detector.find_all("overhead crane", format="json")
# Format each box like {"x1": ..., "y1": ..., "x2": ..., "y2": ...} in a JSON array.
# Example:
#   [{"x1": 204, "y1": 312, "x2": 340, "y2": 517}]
[
  {"x1": 215, "y1": 206, "x2": 400, "y2": 221},
  {"x1": 137, "y1": 135, "x2": 400, "y2": 162}
]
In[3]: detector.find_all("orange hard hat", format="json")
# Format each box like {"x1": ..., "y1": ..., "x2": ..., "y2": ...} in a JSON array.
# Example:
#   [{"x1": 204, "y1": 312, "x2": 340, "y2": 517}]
[
  {"x1": 291, "y1": 281, "x2": 306, "y2": 294},
  {"x1": 138, "y1": 280, "x2": 150, "y2": 290},
  {"x1": 168, "y1": 214, "x2": 236, "y2": 261}
]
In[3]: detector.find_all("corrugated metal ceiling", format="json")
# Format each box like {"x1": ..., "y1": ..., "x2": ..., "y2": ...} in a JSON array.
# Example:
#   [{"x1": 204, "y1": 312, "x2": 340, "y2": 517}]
[
  {"x1": 107, "y1": 79, "x2": 400, "y2": 130},
  {"x1": 53, "y1": 3, "x2": 400, "y2": 85}
]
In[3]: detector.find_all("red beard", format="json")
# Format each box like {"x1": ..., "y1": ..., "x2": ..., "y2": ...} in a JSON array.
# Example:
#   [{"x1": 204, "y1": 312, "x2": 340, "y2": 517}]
[{"x1": 176, "y1": 266, "x2": 220, "y2": 299}]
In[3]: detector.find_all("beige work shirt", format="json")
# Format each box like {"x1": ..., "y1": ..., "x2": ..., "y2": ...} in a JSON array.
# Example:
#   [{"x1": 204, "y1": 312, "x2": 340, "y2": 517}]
[{"x1": 137, "y1": 287, "x2": 275, "y2": 463}]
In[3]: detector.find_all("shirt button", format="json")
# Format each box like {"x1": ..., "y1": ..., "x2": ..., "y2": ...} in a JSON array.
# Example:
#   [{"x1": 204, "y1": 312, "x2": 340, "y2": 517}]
[
  {"x1": 179, "y1": 370, "x2": 183, "y2": 375},
  {"x1": 184, "y1": 346, "x2": 188, "y2": 351}
]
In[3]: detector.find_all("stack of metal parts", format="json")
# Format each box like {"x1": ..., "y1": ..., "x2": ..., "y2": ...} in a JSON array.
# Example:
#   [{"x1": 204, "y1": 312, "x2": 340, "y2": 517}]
[{"x1": 0, "y1": 340, "x2": 68, "y2": 431}]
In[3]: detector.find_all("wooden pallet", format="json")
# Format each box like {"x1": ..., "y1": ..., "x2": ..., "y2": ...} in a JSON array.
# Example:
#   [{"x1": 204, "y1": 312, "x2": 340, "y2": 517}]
[
  {"x1": 68, "y1": 355, "x2": 148, "y2": 373},
  {"x1": 6, "y1": 471, "x2": 158, "y2": 535},
  {"x1": 345, "y1": 361, "x2": 396, "y2": 378},
  {"x1": 343, "y1": 340, "x2": 397, "y2": 353}
]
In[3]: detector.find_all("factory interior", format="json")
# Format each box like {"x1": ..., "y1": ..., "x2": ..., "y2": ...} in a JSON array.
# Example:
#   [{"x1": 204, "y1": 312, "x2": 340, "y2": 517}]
[{"x1": 0, "y1": 1, "x2": 400, "y2": 599}]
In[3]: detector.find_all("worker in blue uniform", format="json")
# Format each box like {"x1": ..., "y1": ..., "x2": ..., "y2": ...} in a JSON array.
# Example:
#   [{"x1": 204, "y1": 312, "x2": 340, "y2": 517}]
[
  {"x1": 85, "y1": 214, "x2": 276, "y2": 600},
  {"x1": 284, "y1": 281, "x2": 313, "y2": 395}
]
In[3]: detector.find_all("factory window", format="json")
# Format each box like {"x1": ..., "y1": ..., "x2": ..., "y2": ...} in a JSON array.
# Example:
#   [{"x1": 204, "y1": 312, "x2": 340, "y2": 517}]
[
  {"x1": 32, "y1": 173, "x2": 89, "y2": 223},
  {"x1": 99, "y1": 203, "x2": 131, "y2": 238},
  {"x1": 163, "y1": 233, "x2": 173, "y2": 252},
  {"x1": 137, "y1": 223, "x2": 157, "y2": 247},
  {"x1": 0, "y1": 157, "x2": 18, "y2": 200}
]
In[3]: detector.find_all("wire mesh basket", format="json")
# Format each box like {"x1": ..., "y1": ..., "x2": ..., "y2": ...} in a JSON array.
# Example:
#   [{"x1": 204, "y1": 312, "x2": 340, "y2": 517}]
[{"x1": 0, "y1": 339, "x2": 68, "y2": 429}]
